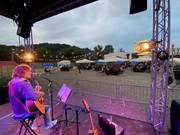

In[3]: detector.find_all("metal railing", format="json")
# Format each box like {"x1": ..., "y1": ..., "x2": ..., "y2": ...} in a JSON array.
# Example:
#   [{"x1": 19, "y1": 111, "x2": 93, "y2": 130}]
[{"x1": 36, "y1": 76, "x2": 180, "y2": 131}]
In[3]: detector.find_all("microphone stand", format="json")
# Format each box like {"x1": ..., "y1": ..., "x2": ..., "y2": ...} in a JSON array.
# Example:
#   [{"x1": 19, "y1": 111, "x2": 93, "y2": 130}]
[{"x1": 39, "y1": 75, "x2": 57, "y2": 120}]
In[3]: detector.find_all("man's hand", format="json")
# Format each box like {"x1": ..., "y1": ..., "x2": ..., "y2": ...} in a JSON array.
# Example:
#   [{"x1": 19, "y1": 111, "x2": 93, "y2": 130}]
[
  {"x1": 35, "y1": 85, "x2": 42, "y2": 92},
  {"x1": 38, "y1": 91, "x2": 44, "y2": 97}
]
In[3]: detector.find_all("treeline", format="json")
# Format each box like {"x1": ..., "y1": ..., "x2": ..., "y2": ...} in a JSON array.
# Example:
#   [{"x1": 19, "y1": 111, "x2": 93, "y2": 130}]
[{"x1": 0, "y1": 43, "x2": 115, "y2": 62}]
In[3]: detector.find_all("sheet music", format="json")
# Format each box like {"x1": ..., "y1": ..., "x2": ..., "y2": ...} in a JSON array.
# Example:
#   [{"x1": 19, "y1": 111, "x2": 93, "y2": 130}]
[{"x1": 57, "y1": 83, "x2": 72, "y2": 103}]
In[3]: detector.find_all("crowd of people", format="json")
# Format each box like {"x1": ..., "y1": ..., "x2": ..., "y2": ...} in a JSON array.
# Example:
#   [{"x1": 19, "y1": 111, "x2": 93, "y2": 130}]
[{"x1": 80, "y1": 61, "x2": 150, "y2": 75}]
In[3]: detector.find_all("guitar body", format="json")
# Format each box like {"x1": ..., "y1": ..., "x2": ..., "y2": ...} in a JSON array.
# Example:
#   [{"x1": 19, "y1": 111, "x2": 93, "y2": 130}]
[
  {"x1": 26, "y1": 80, "x2": 45, "y2": 115},
  {"x1": 88, "y1": 129, "x2": 98, "y2": 135},
  {"x1": 26, "y1": 98, "x2": 45, "y2": 115}
]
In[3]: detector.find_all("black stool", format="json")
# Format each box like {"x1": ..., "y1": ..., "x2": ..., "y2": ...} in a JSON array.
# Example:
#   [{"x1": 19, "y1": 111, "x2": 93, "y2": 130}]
[{"x1": 12, "y1": 115, "x2": 37, "y2": 135}]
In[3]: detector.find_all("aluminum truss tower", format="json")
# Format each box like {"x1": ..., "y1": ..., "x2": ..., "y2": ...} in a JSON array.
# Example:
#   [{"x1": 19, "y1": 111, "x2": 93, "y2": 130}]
[
  {"x1": 24, "y1": 30, "x2": 34, "y2": 53},
  {"x1": 149, "y1": 0, "x2": 170, "y2": 134},
  {"x1": 23, "y1": 29, "x2": 35, "y2": 72}
]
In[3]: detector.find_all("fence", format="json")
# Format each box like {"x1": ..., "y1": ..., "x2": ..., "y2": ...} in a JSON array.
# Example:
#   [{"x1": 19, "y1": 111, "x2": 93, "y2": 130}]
[{"x1": 36, "y1": 76, "x2": 180, "y2": 131}]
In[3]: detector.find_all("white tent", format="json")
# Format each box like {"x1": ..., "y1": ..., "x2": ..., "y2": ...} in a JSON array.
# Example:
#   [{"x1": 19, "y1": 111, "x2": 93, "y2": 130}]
[
  {"x1": 76, "y1": 59, "x2": 94, "y2": 64},
  {"x1": 170, "y1": 58, "x2": 180, "y2": 64},
  {"x1": 57, "y1": 60, "x2": 71, "y2": 67},
  {"x1": 104, "y1": 57, "x2": 128, "y2": 63},
  {"x1": 58, "y1": 60, "x2": 71, "y2": 64},
  {"x1": 135, "y1": 56, "x2": 151, "y2": 62}
]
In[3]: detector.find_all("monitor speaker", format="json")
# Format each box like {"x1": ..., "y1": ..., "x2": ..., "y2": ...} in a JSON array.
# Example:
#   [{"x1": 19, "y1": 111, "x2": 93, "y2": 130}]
[
  {"x1": 0, "y1": 86, "x2": 9, "y2": 105},
  {"x1": 98, "y1": 114, "x2": 116, "y2": 135},
  {"x1": 129, "y1": 0, "x2": 147, "y2": 14},
  {"x1": 170, "y1": 100, "x2": 180, "y2": 135}
]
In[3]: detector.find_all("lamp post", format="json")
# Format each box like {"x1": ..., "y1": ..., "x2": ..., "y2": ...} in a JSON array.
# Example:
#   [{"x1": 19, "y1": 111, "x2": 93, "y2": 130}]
[
  {"x1": 171, "y1": 44, "x2": 174, "y2": 66},
  {"x1": 11, "y1": 48, "x2": 14, "y2": 63}
]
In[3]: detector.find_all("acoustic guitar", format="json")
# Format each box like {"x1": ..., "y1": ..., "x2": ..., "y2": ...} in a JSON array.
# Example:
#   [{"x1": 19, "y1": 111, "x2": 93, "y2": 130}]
[
  {"x1": 26, "y1": 80, "x2": 45, "y2": 114},
  {"x1": 82, "y1": 99, "x2": 99, "y2": 135}
]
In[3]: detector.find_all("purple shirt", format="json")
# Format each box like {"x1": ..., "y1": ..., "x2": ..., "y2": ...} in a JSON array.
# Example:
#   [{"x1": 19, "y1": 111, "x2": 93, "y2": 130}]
[{"x1": 8, "y1": 77, "x2": 38, "y2": 119}]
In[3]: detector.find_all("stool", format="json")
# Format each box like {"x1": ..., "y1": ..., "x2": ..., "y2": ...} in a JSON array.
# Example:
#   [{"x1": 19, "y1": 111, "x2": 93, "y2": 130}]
[{"x1": 12, "y1": 115, "x2": 37, "y2": 135}]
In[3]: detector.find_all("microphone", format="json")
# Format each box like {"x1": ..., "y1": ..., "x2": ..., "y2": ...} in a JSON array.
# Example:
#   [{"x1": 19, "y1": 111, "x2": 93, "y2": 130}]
[{"x1": 32, "y1": 73, "x2": 42, "y2": 76}]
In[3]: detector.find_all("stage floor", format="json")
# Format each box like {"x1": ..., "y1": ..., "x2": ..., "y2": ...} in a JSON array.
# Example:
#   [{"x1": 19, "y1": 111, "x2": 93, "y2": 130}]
[{"x1": 0, "y1": 102, "x2": 156, "y2": 135}]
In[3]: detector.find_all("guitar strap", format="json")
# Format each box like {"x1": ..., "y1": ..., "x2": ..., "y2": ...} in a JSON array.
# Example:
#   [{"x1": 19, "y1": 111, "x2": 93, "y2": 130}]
[{"x1": 9, "y1": 82, "x2": 31, "y2": 113}]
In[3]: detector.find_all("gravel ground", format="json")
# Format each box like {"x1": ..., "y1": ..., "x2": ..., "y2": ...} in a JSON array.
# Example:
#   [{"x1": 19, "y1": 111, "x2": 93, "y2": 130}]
[{"x1": 33, "y1": 66, "x2": 177, "y2": 134}]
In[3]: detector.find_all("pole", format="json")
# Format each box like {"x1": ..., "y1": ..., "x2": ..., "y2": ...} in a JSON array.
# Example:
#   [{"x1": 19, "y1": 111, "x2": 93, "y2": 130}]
[
  {"x1": 48, "y1": 81, "x2": 54, "y2": 120},
  {"x1": 171, "y1": 44, "x2": 174, "y2": 66},
  {"x1": 76, "y1": 110, "x2": 79, "y2": 135},
  {"x1": 11, "y1": 50, "x2": 14, "y2": 63}
]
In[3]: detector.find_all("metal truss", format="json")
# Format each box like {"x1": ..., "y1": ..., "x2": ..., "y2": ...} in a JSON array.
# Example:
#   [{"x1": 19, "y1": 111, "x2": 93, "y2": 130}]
[
  {"x1": 24, "y1": 29, "x2": 34, "y2": 54},
  {"x1": 149, "y1": 0, "x2": 170, "y2": 134},
  {"x1": 30, "y1": 0, "x2": 98, "y2": 23},
  {"x1": 23, "y1": 29, "x2": 35, "y2": 72}
]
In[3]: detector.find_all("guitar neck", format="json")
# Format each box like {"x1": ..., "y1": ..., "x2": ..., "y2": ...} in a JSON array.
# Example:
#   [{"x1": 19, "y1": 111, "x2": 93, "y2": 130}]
[
  {"x1": 89, "y1": 109, "x2": 95, "y2": 132},
  {"x1": 82, "y1": 99, "x2": 98, "y2": 135}
]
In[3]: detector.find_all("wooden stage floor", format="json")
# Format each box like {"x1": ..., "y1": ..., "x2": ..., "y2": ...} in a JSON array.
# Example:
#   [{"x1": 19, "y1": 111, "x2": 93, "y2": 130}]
[{"x1": 0, "y1": 101, "x2": 157, "y2": 135}]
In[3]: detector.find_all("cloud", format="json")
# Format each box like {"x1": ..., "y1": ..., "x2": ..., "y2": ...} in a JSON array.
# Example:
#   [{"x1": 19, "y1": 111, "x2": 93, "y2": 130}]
[{"x1": 0, "y1": 0, "x2": 179, "y2": 51}]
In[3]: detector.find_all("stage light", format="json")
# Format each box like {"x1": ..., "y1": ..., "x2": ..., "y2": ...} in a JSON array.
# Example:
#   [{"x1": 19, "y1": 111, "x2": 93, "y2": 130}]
[
  {"x1": 23, "y1": 52, "x2": 34, "y2": 62},
  {"x1": 134, "y1": 40, "x2": 154, "y2": 55}
]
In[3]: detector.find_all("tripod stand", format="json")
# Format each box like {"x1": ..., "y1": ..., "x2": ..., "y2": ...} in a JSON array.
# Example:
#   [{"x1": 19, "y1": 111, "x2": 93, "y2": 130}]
[
  {"x1": 61, "y1": 103, "x2": 72, "y2": 127},
  {"x1": 60, "y1": 104, "x2": 84, "y2": 135}
]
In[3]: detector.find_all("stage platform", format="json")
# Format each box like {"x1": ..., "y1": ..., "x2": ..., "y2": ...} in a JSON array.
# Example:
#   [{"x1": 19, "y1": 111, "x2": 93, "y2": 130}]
[{"x1": 0, "y1": 102, "x2": 156, "y2": 135}]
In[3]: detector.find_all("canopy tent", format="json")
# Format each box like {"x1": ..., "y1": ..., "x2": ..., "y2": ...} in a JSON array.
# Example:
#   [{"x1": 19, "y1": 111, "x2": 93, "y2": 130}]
[
  {"x1": 57, "y1": 60, "x2": 71, "y2": 67},
  {"x1": 43, "y1": 63, "x2": 54, "y2": 67},
  {"x1": 103, "y1": 57, "x2": 128, "y2": 63},
  {"x1": 76, "y1": 59, "x2": 94, "y2": 64},
  {"x1": 95, "y1": 59, "x2": 105, "y2": 64},
  {"x1": 170, "y1": 58, "x2": 180, "y2": 64},
  {"x1": 130, "y1": 60, "x2": 139, "y2": 64},
  {"x1": 132, "y1": 56, "x2": 151, "y2": 62},
  {"x1": 58, "y1": 60, "x2": 71, "y2": 65}
]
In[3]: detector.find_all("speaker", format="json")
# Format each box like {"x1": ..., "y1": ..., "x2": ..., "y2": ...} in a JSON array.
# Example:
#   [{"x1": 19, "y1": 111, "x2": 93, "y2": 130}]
[
  {"x1": 170, "y1": 100, "x2": 180, "y2": 135},
  {"x1": 98, "y1": 114, "x2": 124, "y2": 135},
  {"x1": 129, "y1": 0, "x2": 147, "y2": 14},
  {"x1": 0, "y1": 86, "x2": 9, "y2": 105},
  {"x1": 98, "y1": 114, "x2": 115, "y2": 135},
  {"x1": 17, "y1": 23, "x2": 31, "y2": 38}
]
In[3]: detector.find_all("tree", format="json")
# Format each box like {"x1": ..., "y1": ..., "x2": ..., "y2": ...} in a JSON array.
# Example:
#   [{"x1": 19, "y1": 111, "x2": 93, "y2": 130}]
[
  {"x1": 103, "y1": 45, "x2": 114, "y2": 54},
  {"x1": 0, "y1": 45, "x2": 11, "y2": 60},
  {"x1": 35, "y1": 47, "x2": 52, "y2": 61},
  {"x1": 94, "y1": 45, "x2": 104, "y2": 59},
  {"x1": 119, "y1": 48, "x2": 125, "y2": 52},
  {"x1": 61, "y1": 47, "x2": 74, "y2": 60}
]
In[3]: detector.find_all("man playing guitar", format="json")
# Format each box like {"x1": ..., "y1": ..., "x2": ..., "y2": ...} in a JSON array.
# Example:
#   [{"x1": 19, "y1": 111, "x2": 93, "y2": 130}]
[{"x1": 8, "y1": 64, "x2": 57, "y2": 130}]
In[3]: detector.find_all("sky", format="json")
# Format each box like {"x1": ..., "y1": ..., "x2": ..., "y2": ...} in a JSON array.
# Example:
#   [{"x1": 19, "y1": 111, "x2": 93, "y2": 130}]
[{"x1": 0, "y1": 0, "x2": 180, "y2": 52}]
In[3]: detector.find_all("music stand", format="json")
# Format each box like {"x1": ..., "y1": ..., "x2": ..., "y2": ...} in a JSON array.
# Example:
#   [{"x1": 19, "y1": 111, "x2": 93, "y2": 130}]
[
  {"x1": 57, "y1": 83, "x2": 72, "y2": 127},
  {"x1": 57, "y1": 83, "x2": 72, "y2": 103}
]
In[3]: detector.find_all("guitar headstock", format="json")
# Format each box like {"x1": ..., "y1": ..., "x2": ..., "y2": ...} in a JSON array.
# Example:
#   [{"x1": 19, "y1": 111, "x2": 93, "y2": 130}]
[
  {"x1": 82, "y1": 99, "x2": 90, "y2": 112},
  {"x1": 34, "y1": 80, "x2": 39, "y2": 86},
  {"x1": 33, "y1": 80, "x2": 41, "y2": 92}
]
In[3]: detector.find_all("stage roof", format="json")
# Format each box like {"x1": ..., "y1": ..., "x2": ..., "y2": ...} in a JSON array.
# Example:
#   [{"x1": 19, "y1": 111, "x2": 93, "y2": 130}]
[{"x1": 0, "y1": 0, "x2": 98, "y2": 24}]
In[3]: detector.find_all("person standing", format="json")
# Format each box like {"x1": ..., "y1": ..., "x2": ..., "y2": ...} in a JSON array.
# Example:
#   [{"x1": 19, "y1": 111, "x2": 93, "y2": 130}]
[
  {"x1": 78, "y1": 64, "x2": 81, "y2": 73},
  {"x1": 8, "y1": 64, "x2": 57, "y2": 130}
]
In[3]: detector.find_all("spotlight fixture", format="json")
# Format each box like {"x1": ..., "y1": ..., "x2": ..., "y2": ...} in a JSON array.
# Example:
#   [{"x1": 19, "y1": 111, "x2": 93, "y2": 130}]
[
  {"x1": 134, "y1": 40, "x2": 154, "y2": 55},
  {"x1": 23, "y1": 52, "x2": 34, "y2": 62}
]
